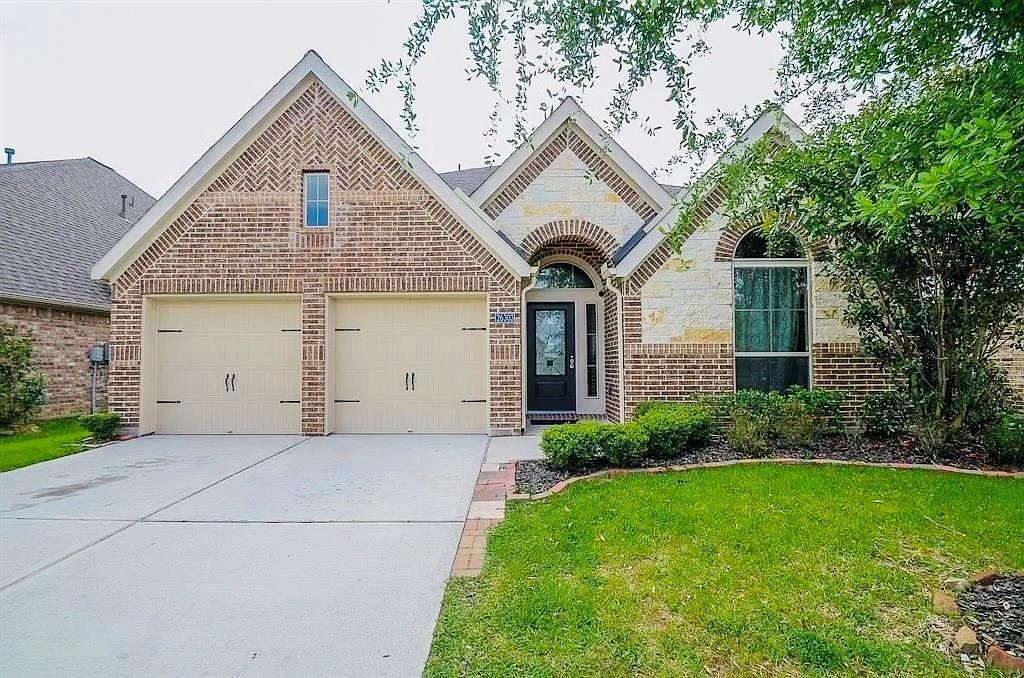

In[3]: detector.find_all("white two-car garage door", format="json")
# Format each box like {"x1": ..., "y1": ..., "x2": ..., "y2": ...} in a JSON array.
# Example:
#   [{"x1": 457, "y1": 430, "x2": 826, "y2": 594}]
[
  {"x1": 332, "y1": 295, "x2": 488, "y2": 434},
  {"x1": 152, "y1": 298, "x2": 301, "y2": 434}
]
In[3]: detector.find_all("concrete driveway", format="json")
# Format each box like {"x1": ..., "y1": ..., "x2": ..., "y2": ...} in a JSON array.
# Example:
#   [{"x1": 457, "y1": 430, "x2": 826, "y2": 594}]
[{"x1": 0, "y1": 434, "x2": 486, "y2": 676}]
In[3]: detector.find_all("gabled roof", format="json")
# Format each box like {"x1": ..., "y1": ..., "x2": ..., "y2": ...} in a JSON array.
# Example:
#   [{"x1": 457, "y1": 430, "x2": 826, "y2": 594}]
[
  {"x1": 613, "y1": 108, "x2": 805, "y2": 278},
  {"x1": 1, "y1": 158, "x2": 155, "y2": 311},
  {"x1": 92, "y1": 51, "x2": 532, "y2": 281},
  {"x1": 468, "y1": 98, "x2": 674, "y2": 214}
]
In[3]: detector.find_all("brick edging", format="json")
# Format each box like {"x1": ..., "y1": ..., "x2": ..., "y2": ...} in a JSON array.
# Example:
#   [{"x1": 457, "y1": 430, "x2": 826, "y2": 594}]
[
  {"x1": 512, "y1": 458, "x2": 1024, "y2": 501},
  {"x1": 449, "y1": 457, "x2": 1021, "y2": 578}
]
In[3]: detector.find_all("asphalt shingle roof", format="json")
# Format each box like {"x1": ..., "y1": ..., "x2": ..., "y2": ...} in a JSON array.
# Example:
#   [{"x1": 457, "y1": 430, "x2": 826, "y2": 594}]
[{"x1": 0, "y1": 158, "x2": 155, "y2": 310}]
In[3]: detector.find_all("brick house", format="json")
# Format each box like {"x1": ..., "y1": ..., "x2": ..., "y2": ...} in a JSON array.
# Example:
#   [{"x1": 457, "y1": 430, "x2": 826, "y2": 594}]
[
  {"x1": 0, "y1": 158, "x2": 155, "y2": 417},
  {"x1": 91, "y1": 51, "x2": 1023, "y2": 436}
]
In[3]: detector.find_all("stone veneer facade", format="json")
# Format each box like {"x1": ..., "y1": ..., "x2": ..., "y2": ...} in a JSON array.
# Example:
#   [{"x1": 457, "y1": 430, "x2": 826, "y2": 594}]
[{"x1": 1, "y1": 302, "x2": 109, "y2": 417}]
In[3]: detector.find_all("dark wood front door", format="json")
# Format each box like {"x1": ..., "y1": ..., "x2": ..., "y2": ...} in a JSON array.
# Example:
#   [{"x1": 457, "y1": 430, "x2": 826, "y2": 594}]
[{"x1": 527, "y1": 302, "x2": 576, "y2": 411}]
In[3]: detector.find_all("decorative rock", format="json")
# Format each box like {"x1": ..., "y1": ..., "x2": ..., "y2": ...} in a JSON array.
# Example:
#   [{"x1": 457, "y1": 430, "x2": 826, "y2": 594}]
[
  {"x1": 986, "y1": 645, "x2": 1024, "y2": 674},
  {"x1": 971, "y1": 570, "x2": 1001, "y2": 587},
  {"x1": 954, "y1": 625, "x2": 980, "y2": 655},
  {"x1": 933, "y1": 590, "x2": 960, "y2": 616}
]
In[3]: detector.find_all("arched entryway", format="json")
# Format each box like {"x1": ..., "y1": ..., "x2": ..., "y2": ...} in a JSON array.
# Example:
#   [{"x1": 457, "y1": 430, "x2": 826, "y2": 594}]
[{"x1": 525, "y1": 257, "x2": 605, "y2": 416}]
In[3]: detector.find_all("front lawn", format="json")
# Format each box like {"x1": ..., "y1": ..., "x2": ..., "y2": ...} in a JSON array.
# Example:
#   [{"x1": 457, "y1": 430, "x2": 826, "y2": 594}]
[
  {"x1": 427, "y1": 465, "x2": 1024, "y2": 676},
  {"x1": 0, "y1": 417, "x2": 92, "y2": 472}
]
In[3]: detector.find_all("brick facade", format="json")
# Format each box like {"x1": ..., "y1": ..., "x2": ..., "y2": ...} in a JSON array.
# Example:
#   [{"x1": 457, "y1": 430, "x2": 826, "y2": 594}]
[
  {"x1": 0, "y1": 302, "x2": 108, "y2": 418},
  {"x1": 108, "y1": 81, "x2": 523, "y2": 435}
]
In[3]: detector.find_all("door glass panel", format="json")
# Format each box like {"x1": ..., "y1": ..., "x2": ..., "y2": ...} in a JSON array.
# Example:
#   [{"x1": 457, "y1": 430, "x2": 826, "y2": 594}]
[{"x1": 535, "y1": 310, "x2": 566, "y2": 376}]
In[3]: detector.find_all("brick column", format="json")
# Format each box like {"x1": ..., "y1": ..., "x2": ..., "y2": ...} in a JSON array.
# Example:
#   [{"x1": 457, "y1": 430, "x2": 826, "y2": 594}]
[{"x1": 301, "y1": 280, "x2": 327, "y2": 435}]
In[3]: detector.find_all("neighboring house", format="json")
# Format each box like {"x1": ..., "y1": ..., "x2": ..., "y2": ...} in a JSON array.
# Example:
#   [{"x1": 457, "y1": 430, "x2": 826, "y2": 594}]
[
  {"x1": 90, "y1": 51, "x2": 1023, "y2": 436},
  {"x1": 0, "y1": 158, "x2": 155, "y2": 417}
]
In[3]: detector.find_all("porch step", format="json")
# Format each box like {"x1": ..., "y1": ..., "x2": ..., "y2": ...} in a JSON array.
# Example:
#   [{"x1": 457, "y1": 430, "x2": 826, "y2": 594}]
[{"x1": 527, "y1": 411, "x2": 608, "y2": 425}]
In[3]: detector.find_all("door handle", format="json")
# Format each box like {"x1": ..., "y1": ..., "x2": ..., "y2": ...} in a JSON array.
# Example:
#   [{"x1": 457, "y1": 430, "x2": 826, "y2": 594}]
[
  {"x1": 405, "y1": 372, "x2": 409, "y2": 391},
  {"x1": 411, "y1": 372, "x2": 415, "y2": 391},
  {"x1": 225, "y1": 373, "x2": 229, "y2": 392},
  {"x1": 569, "y1": 356, "x2": 575, "y2": 369},
  {"x1": 231, "y1": 373, "x2": 236, "y2": 392}
]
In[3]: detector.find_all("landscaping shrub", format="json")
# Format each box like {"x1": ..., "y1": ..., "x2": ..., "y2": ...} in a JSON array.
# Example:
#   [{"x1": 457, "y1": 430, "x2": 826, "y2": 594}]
[
  {"x1": 540, "y1": 421, "x2": 603, "y2": 470},
  {"x1": 0, "y1": 323, "x2": 46, "y2": 431},
  {"x1": 633, "y1": 401, "x2": 675, "y2": 418},
  {"x1": 597, "y1": 422, "x2": 649, "y2": 467},
  {"x1": 636, "y1": 403, "x2": 712, "y2": 458},
  {"x1": 985, "y1": 414, "x2": 1024, "y2": 465},
  {"x1": 859, "y1": 391, "x2": 912, "y2": 438},
  {"x1": 78, "y1": 411, "x2": 121, "y2": 442},
  {"x1": 785, "y1": 386, "x2": 846, "y2": 437},
  {"x1": 777, "y1": 400, "x2": 817, "y2": 447},
  {"x1": 727, "y1": 406, "x2": 771, "y2": 456}
]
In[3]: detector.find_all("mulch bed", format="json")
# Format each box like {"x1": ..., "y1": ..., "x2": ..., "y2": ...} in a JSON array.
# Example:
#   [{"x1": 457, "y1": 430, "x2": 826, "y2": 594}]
[
  {"x1": 958, "y1": 574, "x2": 1024, "y2": 657},
  {"x1": 515, "y1": 435, "x2": 1022, "y2": 496}
]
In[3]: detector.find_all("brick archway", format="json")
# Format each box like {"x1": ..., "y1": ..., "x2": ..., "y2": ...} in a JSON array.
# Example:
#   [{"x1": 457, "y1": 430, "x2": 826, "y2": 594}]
[
  {"x1": 521, "y1": 220, "x2": 619, "y2": 264},
  {"x1": 714, "y1": 222, "x2": 817, "y2": 262}
]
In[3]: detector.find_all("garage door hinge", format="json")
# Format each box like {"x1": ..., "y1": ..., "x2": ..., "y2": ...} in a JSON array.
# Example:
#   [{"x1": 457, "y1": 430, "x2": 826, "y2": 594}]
[
  {"x1": 461, "y1": 399, "x2": 487, "y2": 403},
  {"x1": 334, "y1": 328, "x2": 361, "y2": 332},
  {"x1": 334, "y1": 399, "x2": 360, "y2": 403},
  {"x1": 461, "y1": 327, "x2": 487, "y2": 331},
  {"x1": 157, "y1": 329, "x2": 183, "y2": 333},
  {"x1": 156, "y1": 400, "x2": 181, "y2": 404},
  {"x1": 279, "y1": 400, "x2": 300, "y2": 404}
]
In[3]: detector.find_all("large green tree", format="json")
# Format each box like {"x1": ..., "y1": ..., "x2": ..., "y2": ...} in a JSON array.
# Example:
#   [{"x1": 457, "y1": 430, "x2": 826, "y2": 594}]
[
  {"x1": 369, "y1": 0, "x2": 1023, "y2": 160},
  {"x1": 678, "y1": 50, "x2": 1024, "y2": 446}
]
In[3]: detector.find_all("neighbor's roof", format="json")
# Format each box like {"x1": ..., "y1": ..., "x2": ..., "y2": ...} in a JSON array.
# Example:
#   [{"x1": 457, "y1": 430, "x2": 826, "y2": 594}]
[
  {"x1": 440, "y1": 165, "x2": 684, "y2": 196},
  {"x1": 0, "y1": 158, "x2": 155, "y2": 311}
]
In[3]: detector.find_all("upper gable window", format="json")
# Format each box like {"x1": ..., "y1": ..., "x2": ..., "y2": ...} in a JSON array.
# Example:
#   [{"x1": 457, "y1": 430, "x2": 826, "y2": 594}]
[{"x1": 304, "y1": 172, "x2": 330, "y2": 227}]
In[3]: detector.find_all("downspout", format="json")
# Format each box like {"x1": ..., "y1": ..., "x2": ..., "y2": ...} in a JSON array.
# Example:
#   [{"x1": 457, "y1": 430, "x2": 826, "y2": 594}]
[
  {"x1": 603, "y1": 272, "x2": 627, "y2": 423},
  {"x1": 520, "y1": 269, "x2": 539, "y2": 433}
]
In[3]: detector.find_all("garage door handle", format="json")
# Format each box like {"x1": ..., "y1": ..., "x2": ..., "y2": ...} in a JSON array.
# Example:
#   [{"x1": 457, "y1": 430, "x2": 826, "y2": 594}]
[
  {"x1": 231, "y1": 373, "x2": 236, "y2": 391},
  {"x1": 225, "y1": 373, "x2": 229, "y2": 392},
  {"x1": 405, "y1": 372, "x2": 409, "y2": 390},
  {"x1": 411, "y1": 372, "x2": 415, "y2": 391}
]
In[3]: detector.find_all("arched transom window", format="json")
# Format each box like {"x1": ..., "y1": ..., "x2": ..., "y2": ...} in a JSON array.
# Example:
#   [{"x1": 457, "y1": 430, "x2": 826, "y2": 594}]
[
  {"x1": 534, "y1": 262, "x2": 595, "y2": 289},
  {"x1": 733, "y1": 229, "x2": 810, "y2": 391}
]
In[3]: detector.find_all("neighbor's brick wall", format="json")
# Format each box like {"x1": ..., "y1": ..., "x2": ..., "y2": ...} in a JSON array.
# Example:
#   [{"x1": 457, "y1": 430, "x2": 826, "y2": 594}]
[
  {"x1": 995, "y1": 343, "x2": 1024, "y2": 414},
  {"x1": 1, "y1": 302, "x2": 109, "y2": 418},
  {"x1": 108, "y1": 81, "x2": 522, "y2": 435}
]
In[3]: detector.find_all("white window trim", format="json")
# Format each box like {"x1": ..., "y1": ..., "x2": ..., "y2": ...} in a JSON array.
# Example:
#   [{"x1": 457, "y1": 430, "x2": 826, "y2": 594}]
[
  {"x1": 304, "y1": 171, "x2": 330, "y2": 228},
  {"x1": 732, "y1": 256, "x2": 814, "y2": 388}
]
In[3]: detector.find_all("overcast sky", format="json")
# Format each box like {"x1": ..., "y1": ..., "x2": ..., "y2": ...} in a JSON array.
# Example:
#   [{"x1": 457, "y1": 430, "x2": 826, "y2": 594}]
[{"x1": 0, "y1": 1, "x2": 786, "y2": 198}]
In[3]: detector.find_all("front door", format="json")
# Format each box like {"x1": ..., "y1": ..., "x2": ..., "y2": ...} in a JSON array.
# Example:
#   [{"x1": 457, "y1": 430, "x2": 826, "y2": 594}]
[{"x1": 527, "y1": 302, "x2": 576, "y2": 411}]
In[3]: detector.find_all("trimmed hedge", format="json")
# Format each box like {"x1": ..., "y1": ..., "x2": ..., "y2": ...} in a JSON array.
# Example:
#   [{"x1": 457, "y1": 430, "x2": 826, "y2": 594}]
[
  {"x1": 540, "y1": 404, "x2": 709, "y2": 471},
  {"x1": 78, "y1": 411, "x2": 121, "y2": 442},
  {"x1": 635, "y1": 403, "x2": 713, "y2": 458}
]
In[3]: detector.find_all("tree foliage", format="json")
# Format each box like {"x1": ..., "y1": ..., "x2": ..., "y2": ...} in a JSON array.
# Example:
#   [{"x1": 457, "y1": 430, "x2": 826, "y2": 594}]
[
  {"x1": 370, "y1": 0, "x2": 1023, "y2": 164},
  {"x1": 0, "y1": 323, "x2": 46, "y2": 431},
  {"x1": 680, "y1": 50, "x2": 1024, "y2": 444}
]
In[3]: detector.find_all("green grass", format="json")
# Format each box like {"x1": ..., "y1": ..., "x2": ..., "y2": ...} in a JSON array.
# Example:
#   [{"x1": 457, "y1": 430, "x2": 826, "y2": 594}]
[
  {"x1": 0, "y1": 417, "x2": 92, "y2": 472},
  {"x1": 426, "y1": 465, "x2": 1024, "y2": 677}
]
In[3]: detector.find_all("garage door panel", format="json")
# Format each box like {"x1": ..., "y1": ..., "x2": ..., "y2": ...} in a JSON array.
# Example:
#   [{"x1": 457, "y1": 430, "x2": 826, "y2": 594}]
[
  {"x1": 332, "y1": 296, "x2": 488, "y2": 434},
  {"x1": 152, "y1": 298, "x2": 301, "y2": 434}
]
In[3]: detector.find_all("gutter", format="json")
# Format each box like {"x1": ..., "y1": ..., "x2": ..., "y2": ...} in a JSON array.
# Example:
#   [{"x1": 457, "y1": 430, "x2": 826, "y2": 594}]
[
  {"x1": 519, "y1": 269, "x2": 539, "y2": 433},
  {"x1": 0, "y1": 293, "x2": 110, "y2": 315},
  {"x1": 602, "y1": 269, "x2": 627, "y2": 423}
]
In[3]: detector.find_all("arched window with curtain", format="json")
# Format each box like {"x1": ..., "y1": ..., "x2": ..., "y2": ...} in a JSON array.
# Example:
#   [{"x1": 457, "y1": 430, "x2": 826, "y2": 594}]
[{"x1": 732, "y1": 229, "x2": 810, "y2": 391}]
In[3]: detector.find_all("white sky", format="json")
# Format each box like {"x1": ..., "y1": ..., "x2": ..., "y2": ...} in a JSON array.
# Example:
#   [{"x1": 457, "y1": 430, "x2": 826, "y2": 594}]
[{"x1": 0, "y1": 0, "x2": 786, "y2": 198}]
